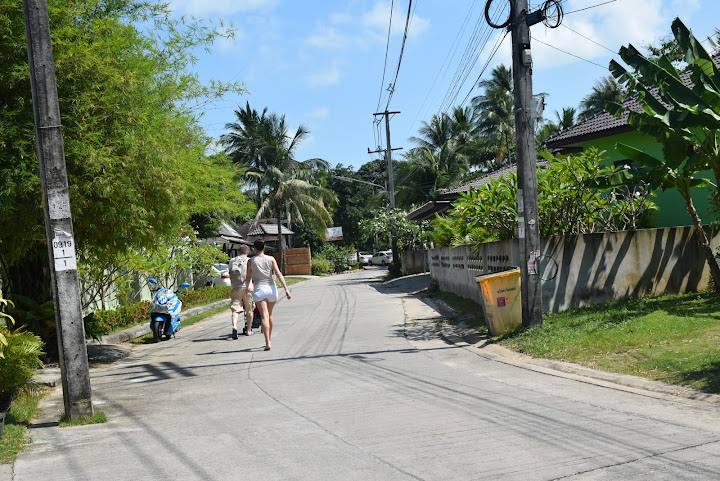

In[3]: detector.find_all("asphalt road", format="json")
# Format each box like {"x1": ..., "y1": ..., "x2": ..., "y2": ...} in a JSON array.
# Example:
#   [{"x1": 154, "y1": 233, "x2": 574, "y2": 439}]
[{"x1": 10, "y1": 268, "x2": 720, "y2": 480}]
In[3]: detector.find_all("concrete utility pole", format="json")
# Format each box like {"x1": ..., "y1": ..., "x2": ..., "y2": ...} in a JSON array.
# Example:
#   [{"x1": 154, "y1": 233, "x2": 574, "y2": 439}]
[
  {"x1": 370, "y1": 110, "x2": 402, "y2": 270},
  {"x1": 511, "y1": 0, "x2": 543, "y2": 327},
  {"x1": 23, "y1": 0, "x2": 93, "y2": 417}
]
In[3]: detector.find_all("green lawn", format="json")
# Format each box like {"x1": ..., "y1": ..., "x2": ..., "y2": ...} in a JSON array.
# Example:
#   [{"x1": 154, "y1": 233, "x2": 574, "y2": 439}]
[
  {"x1": 0, "y1": 388, "x2": 50, "y2": 464},
  {"x1": 494, "y1": 290, "x2": 720, "y2": 394}
]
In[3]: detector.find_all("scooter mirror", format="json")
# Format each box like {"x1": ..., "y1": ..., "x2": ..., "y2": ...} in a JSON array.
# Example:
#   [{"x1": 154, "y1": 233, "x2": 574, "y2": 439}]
[
  {"x1": 148, "y1": 278, "x2": 157, "y2": 285},
  {"x1": 180, "y1": 282, "x2": 190, "y2": 289}
]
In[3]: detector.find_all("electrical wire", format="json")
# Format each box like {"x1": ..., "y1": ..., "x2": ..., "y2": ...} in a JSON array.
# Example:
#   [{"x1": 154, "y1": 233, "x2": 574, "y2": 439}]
[
  {"x1": 376, "y1": 0, "x2": 395, "y2": 113},
  {"x1": 403, "y1": 0, "x2": 480, "y2": 143},
  {"x1": 385, "y1": 0, "x2": 414, "y2": 109},
  {"x1": 564, "y1": 0, "x2": 617, "y2": 15},
  {"x1": 532, "y1": 36, "x2": 606, "y2": 68},
  {"x1": 560, "y1": 22, "x2": 617, "y2": 55},
  {"x1": 460, "y1": 29, "x2": 510, "y2": 107},
  {"x1": 437, "y1": 8, "x2": 496, "y2": 114}
]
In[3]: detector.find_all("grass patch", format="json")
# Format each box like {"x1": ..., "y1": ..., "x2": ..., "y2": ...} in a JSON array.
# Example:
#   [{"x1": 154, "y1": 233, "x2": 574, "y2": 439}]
[
  {"x1": 435, "y1": 290, "x2": 487, "y2": 332},
  {"x1": 59, "y1": 411, "x2": 107, "y2": 427},
  {"x1": 0, "y1": 387, "x2": 51, "y2": 464},
  {"x1": 495, "y1": 290, "x2": 720, "y2": 394},
  {"x1": 280, "y1": 277, "x2": 306, "y2": 287}
]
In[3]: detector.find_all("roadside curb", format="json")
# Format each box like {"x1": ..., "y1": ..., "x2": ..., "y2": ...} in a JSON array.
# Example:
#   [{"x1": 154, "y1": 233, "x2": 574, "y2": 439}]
[{"x1": 438, "y1": 320, "x2": 720, "y2": 406}]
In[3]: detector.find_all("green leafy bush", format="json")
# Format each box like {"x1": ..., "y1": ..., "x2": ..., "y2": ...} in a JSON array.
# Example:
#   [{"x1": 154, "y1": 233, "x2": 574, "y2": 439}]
[
  {"x1": 0, "y1": 329, "x2": 44, "y2": 398},
  {"x1": 312, "y1": 258, "x2": 334, "y2": 276},
  {"x1": 182, "y1": 286, "x2": 231, "y2": 307}
]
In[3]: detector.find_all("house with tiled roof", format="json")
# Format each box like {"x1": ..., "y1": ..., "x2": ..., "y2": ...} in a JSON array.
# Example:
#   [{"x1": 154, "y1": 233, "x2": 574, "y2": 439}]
[
  {"x1": 407, "y1": 161, "x2": 549, "y2": 221},
  {"x1": 237, "y1": 218, "x2": 294, "y2": 245},
  {"x1": 545, "y1": 55, "x2": 720, "y2": 228}
]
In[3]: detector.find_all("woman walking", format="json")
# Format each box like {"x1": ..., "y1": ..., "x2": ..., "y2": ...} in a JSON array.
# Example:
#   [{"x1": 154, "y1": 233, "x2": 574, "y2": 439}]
[{"x1": 245, "y1": 240, "x2": 292, "y2": 351}]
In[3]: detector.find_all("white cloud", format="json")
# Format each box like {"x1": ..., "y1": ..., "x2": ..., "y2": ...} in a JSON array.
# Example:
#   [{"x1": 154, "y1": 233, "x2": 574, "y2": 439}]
[
  {"x1": 306, "y1": 64, "x2": 342, "y2": 87},
  {"x1": 522, "y1": 0, "x2": 684, "y2": 71},
  {"x1": 362, "y1": 1, "x2": 429, "y2": 37},
  {"x1": 307, "y1": 26, "x2": 351, "y2": 50},
  {"x1": 306, "y1": 107, "x2": 330, "y2": 119},
  {"x1": 307, "y1": 1, "x2": 430, "y2": 51},
  {"x1": 172, "y1": 0, "x2": 280, "y2": 15}
]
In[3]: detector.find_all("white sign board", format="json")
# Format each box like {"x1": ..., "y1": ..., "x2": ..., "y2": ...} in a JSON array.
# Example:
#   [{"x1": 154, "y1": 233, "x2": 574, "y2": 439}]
[
  {"x1": 52, "y1": 236, "x2": 77, "y2": 272},
  {"x1": 326, "y1": 227, "x2": 343, "y2": 241}
]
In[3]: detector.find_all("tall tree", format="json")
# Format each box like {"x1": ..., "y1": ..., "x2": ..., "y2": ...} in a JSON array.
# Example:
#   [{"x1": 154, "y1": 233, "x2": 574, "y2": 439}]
[
  {"x1": 472, "y1": 64, "x2": 515, "y2": 169},
  {"x1": 0, "y1": 0, "x2": 244, "y2": 302},
  {"x1": 578, "y1": 76, "x2": 625, "y2": 121},
  {"x1": 221, "y1": 102, "x2": 270, "y2": 207},
  {"x1": 236, "y1": 110, "x2": 336, "y2": 272},
  {"x1": 538, "y1": 107, "x2": 577, "y2": 143}
]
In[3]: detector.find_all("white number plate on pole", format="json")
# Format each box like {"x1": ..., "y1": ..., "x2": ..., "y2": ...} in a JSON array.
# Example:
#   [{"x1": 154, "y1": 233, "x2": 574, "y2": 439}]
[{"x1": 52, "y1": 237, "x2": 77, "y2": 272}]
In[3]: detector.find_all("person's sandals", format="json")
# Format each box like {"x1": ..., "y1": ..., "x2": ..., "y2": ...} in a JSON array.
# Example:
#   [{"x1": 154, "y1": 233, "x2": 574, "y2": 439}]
[
  {"x1": 232, "y1": 329, "x2": 238, "y2": 340},
  {"x1": 245, "y1": 331, "x2": 253, "y2": 336},
  {"x1": 264, "y1": 346, "x2": 271, "y2": 351}
]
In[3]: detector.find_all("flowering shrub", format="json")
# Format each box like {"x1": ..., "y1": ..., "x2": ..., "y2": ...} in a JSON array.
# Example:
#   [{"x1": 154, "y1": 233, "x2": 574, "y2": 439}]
[
  {"x1": 85, "y1": 301, "x2": 152, "y2": 338},
  {"x1": 182, "y1": 286, "x2": 231, "y2": 307}
]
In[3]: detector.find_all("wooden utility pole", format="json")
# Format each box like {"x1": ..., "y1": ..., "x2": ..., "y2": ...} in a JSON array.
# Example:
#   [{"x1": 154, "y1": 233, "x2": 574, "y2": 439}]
[
  {"x1": 511, "y1": 0, "x2": 543, "y2": 327},
  {"x1": 371, "y1": 110, "x2": 402, "y2": 270},
  {"x1": 23, "y1": 0, "x2": 93, "y2": 417}
]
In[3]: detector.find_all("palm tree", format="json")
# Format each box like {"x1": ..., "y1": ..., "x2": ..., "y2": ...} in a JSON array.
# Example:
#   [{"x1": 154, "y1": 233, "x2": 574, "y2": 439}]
[
  {"x1": 449, "y1": 105, "x2": 479, "y2": 147},
  {"x1": 247, "y1": 112, "x2": 337, "y2": 272},
  {"x1": 409, "y1": 113, "x2": 454, "y2": 153},
  {"x1": 221, "y1": 102, "x2": 270, "y2": 207},
  {"x1": 538, "y1": 107, "x2": 576, "y2": 143},
  {"x1": 472, "y1": 64, "x2": 515, "y2": 169},
  {"x1": 578, "y1": 76, "x2": 625, "y2": 121}
]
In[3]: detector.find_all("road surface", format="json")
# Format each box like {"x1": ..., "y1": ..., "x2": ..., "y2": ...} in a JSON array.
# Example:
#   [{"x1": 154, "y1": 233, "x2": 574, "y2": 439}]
[{"x1": 11, "y1": 268, "x2": 720, "y2": 480}]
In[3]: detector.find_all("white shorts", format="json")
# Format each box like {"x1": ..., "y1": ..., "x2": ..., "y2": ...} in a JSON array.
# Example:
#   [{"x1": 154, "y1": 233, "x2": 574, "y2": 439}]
[{"x1": 252, "y1": 283, "x2": 278, "y2": 303}]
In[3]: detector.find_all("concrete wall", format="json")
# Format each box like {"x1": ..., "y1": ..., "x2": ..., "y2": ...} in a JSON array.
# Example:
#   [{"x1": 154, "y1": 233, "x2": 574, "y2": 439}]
[
  {"x1": 401, "y1": 250, "x2": 430, "y2": 276},
  {"x1": 421, "y1": 226, "x2": 719, "y2": 313}
]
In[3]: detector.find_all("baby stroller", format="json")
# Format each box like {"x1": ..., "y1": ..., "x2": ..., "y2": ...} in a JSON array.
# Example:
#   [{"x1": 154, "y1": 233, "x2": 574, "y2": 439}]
[{"x1": 241, "y1": 301, "x2": 262, "y2": 335}]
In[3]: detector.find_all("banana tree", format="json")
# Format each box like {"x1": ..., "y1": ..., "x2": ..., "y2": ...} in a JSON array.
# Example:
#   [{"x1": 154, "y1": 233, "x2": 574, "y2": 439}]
[{"x1": 593, "y1": 18, "x2": 720, "y2": 291}]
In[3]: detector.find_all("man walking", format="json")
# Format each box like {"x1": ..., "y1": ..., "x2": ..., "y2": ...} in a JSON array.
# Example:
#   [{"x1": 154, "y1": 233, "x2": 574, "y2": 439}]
[{"x1": 228, "y1": 244, "x2": 254, "y2": 339}]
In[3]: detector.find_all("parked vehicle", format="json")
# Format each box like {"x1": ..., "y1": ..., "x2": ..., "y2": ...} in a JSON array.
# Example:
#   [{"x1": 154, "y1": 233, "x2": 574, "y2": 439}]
[
  {"x1": 358, "y1": 251, "x2": 373, "y2": 265},
  {"x1": 369, "y1": 250, "x2": 393, "y2": 266},
  {"x1": 148, "y1": 278, "x2": 190, "y2": 342},
  {"x1": 210, "y1": 263, "x2": 231, "y2": 287}
]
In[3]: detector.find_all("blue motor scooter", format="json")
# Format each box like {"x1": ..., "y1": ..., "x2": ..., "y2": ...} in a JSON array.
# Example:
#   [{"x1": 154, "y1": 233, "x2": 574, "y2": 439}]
[{"x1": 148, "y1": 278, "x2": 190, "y2": 343}]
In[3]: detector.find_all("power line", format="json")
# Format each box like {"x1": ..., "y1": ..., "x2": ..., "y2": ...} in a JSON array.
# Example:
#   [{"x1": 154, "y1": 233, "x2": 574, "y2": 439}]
[
  {"x1": 404, "y1": 0, "x2": 481, "y2": 143},
  {"x1": 385, "y1": 0, "x2": 414, "y2": 109},
  {"x1": 560, "y1": 22, "x2": 616, "y2": 55},
  {"x1": 460, "y1": 29, "x2": 510, "y2": 107},
  {"x1": 532, "y1": 36, "x2": 607, "y2": 68},
  {"x1": 437, "y1": 7, "x2": 496, "y2": 114},
  {"x1": 564, "y1": 0, "x2": 618, "y2": 15},
  {"x1": 375, "y1": 0, "x2": 395, "y2": 113}
]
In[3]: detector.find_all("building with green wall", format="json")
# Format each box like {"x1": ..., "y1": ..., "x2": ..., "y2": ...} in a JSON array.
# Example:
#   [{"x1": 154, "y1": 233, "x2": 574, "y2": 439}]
[{"x1": 545, "y1": 95, "x2": 715, "y2": 228}]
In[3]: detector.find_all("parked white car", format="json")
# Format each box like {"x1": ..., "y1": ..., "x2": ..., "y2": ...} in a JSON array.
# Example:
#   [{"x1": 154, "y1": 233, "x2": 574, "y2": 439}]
[
  {"x1": 210, "y1": 263, "x2": 231, "y2": 287},
  {"x1": 369, "y1": 250, "x2": 393, "y2": 266},
  {"x1": 358, "y1": 251, "x2": 373, "y2": 265}
]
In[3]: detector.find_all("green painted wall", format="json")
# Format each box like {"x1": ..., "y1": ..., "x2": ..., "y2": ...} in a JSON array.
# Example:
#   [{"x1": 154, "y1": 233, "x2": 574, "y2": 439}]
[{"x1": 576, "y1": 131, "x2": 714, "y2": 228}]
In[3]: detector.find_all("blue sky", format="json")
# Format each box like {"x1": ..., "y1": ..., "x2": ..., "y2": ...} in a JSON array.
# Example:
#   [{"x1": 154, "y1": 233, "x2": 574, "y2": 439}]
[{"x1": 168, "y1": 0, "x2": 719, "y2": 170}]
